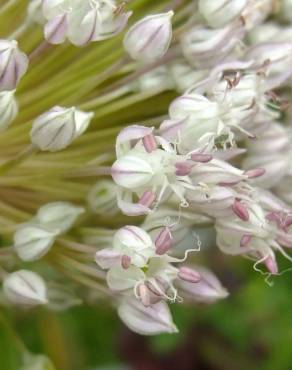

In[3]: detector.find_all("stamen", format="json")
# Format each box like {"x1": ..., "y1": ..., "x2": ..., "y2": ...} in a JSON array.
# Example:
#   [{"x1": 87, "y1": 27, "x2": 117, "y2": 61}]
[
  {"x1": 175, "y1": 161, "x2": 192, "y2": 176},
  {"x1": 232, "y1": 199, "x2": 249, "y2": 221},
  {"x1": 121, "y1": 255, "x2": 131, "y2": 269},
  {"x1": 138, "y1": 191, "x2": 156, "y2": 207},
  {"x1": 178, "y1": 266, "x2": 201, "y2": 283},
  {"x1": 245, "y1": 168, "x2": 265, "y2": 179},
  {"x1": 142, "y1": 134, "x2": 157, "y2": 153},
  {"x1": 155, "y1": 227, "x2": 173, "y2": 255},
  {"x1": 190, "y1": 153, "x2": 213, "y2": 163}
]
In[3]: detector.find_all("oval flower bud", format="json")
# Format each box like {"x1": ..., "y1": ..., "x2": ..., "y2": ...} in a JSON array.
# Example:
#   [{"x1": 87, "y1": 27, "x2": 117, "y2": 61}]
[
  {"x1": 124, "y1": 11, "x2": 174, "y2": 62},
  {"x1": 0, "y1": 40, "x2": 29, "y2": 91},
  {"x1": 199, "y1": 0, "x2": 248, "y2": 28},
  {"x1": 14, "y1": 224, "x2": 58, "y2": 261},
  {"x1": 30, "y1": 106, "x2": 94, "y2": 152},
  {"x1": 0, "y1": 90, "x2": 18, "y2": 131},
  {"x1": 3, "y1": 270, "x2": 48, "y2": 306},
  {"x1": 28, "y1": 0, "x2": 45, "y2": 25},
  {"x1": 118, "y1": 297, "x2": 178, "y2": 335},
  {"x1": 87, "y1": 180, "x2": 119, "y2": 215},
  {"x1": 36, "y1": 201, "x2": 84, "y2": 233}
]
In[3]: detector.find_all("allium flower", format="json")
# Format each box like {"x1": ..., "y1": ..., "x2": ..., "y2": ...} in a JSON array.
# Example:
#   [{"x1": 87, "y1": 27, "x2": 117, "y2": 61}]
[{"x1": 1, "y1": 0, "x2": 292, "y2": 342}]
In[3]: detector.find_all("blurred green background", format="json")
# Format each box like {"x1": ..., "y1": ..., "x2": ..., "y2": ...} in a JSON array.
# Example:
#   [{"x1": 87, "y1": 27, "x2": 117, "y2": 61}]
[{"x1": 2, "y1": 251, "x2": 292, "y2": 370}]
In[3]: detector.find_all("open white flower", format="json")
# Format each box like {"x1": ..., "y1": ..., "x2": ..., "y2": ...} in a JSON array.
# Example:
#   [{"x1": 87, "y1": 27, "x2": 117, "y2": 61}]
[{"x1": 43, "y1": 0, "x2": 132, "y2": 45}]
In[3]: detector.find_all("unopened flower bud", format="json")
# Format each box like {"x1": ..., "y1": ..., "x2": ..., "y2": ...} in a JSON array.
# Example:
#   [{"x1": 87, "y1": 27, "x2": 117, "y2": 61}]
[
  {"x1": 36, "y1": 201, "x2": 84, "y2": 233},
  {"x1": 0, "y1": 90, "x2": 18, "y2": 131},
  {"x1": 118, "y1": 298, "x2": 178, "y2": 335},
  {"x1": 87, "y1": 180, "x2": 119, "y2": 215},
  {"x1": 28, "y1": 0, "x2": 45, "y2": 25},
  {"x1": 155, "y1": 227, "x2": 173, "y2": 255},
  {"x1": 3, "y1": 270, "x2": 48, "y2": 306},
  {"x1": 0, "y1": 40, "x2": 28, "y2": 91},
  {"x1": 124, "y1": 11, "x2": 174, "y2": 62},
  {"x1": 30, "y1": 106, "x2": 93, "y2": 152},
  {"x1": 14, "y1": 225, "x2": 58, "y2": 261},
  {"x1": 199, "y1": 0, "x2": 248, "y2": 28}
]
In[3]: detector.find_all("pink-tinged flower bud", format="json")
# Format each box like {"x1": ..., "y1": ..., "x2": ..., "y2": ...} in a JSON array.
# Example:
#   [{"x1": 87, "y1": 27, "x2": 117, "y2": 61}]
[
  {"x1": 178, "y1": 266, "x2": 228, "y2": 303},
  {"x1": 30, "y1": 106, "x2": 93, "y2": 152},
  {"x1": 118, "y1": 298, "x2": 178, "y2": 335},
  {"x1": 3, "y1": 270, "x2": 48, "y2": 306},
  {"x1": 155, "y1": 227, "x2": 173, "y2": 255},
  {"x1": 123, "y1": 11, "x2": 174, "y2": 62},
  {"x1": 175, "y1": 161, "x2": 192, "y2": 176},
  {"x1": 178, "y1": 266, "x2": 201, "y2": 283},
  {"x1": 142, "y1": 134, "x2": 157, "y2": 153},
  {"x1": 199, "y1": 0, "x2": 248, "y2": 28},
  {"x1": 0, "y1": 40, "x2": 28, "y2": 91},
  {"x1": 232, "y1": 199, "x2": 249, "y2": 221}
]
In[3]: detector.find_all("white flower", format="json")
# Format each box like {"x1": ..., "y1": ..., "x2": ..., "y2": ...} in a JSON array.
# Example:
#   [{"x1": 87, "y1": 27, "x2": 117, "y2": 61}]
[
  {"x1": 42, "y1": 0, "x2": 132, "y2": 45},
  {"x1": 111, "y1": 125, "x2": 194, "y2": 215},
  {"x1": 30, "y1": 106, "x2": 93, "y2": 152},
  {"x1": 124, "y1": 11, "x2": 174, "y2": 62},
  {"x1": 199, "y1": 0, "x2": 248, "y2": 28},
  {"x1": 36, "y1": 201, "x2": 84, "y2": 233},
  {"x1": 0, "y1": 90, "x2": 18, "y2": 131},
  {"x1": 118, "y1": 298, "x2": 178, "y2": 335},
  {"x1": 14, "y1": 224, "x2": 58, "y2": 261},
  {"x1": 3, "y1": 270, "x2": 48, "y2": 306},
  {"x1": 0, "y1": 40, "x2": 28, "y2": 91}
]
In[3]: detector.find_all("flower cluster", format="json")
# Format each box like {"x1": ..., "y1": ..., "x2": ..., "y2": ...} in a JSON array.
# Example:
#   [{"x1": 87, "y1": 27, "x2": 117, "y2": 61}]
[{"x1": 1, "y1": 0, "x2": 292, "y2": 347}]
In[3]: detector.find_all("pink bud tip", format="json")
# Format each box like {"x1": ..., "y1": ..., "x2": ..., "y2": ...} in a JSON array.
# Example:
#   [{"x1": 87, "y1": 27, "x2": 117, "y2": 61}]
[
  {"x1": 121, "y1": 255, "x2": 131, "y2": 269},
  {"x1": 240, "y1": 234, "x2": 252, "y2": 247},
  {"x1": 138, "y1": 191, "x2": 156, "y2": 207},
  {"x1": 232, "y1": 199, "x2": 249, "y2": 221},
  {"x1": 142, "y1": 134, "x2": 157, "y2": 153},
  {"x1": 155, "y1": 227, "x2": 173, "y2": 255},
  {"x1": 178, "y1": 266, "x2": 201, "y2": 283},
  {"x1": 263, "y1": 256, "x2": 278, "y2": 275},
  {"x1": 175, "y1": 161, "x2": 192, "y2": 176},
  {"x1": 245, "y1": 168, "x2": 265, "y2": 179},
  {"x1": 191, "y1": 153, "x2": 213, "y2": 163}
]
